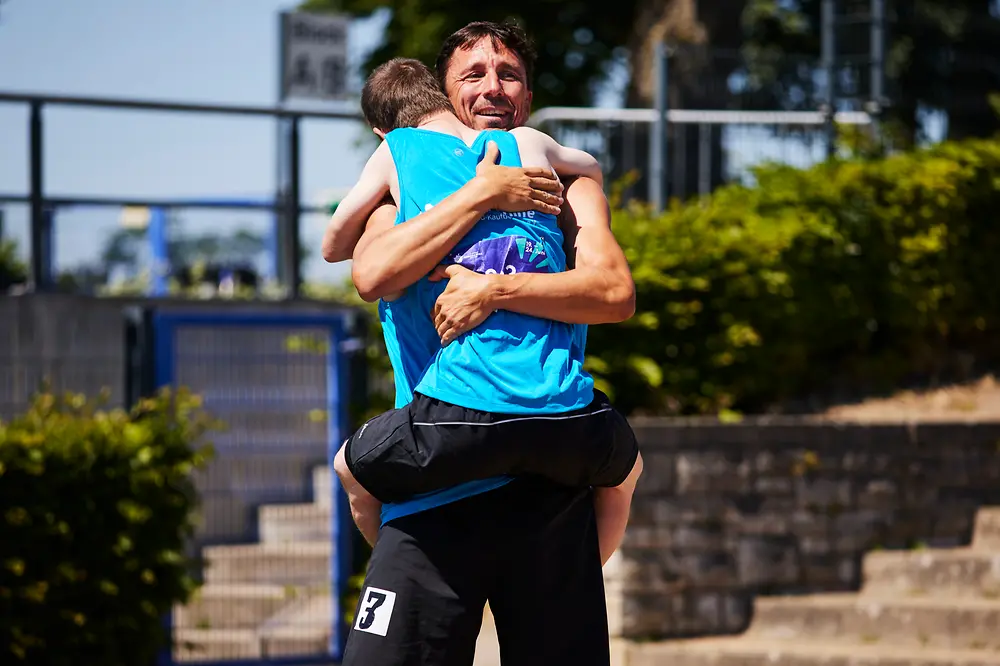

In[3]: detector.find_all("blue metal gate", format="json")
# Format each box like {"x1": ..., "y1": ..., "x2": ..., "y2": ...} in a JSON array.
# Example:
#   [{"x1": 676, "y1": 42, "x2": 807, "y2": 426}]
[{"x1": 148, "y1": 309, "x2": 355, "y2": 665}]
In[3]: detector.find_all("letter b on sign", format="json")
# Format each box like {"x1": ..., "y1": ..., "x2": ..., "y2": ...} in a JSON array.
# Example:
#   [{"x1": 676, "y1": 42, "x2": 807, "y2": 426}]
[{"x1": 354, "y1": 587, "x2": 397, "y2": 636}]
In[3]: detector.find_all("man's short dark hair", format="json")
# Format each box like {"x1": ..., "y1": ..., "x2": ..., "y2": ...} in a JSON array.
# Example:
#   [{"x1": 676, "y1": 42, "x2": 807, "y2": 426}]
[
  {"x1": 435, "y1": 20, "x2": 537, "y2": 91},
  {"x1": 361, "y1": 57, "x2": 454, "y2": 132}
]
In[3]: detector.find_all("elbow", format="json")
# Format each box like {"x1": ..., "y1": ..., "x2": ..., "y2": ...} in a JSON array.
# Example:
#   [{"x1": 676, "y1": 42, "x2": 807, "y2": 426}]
[
  {"x1": 606, "y1": 277, "x2": 636, "y2": 322},
  {"x1": 321, "y1": 237, "x2": 348, "y2": 264},
  {"x1": 351, "y1": 261, "x2": 385, "y2": 303}
]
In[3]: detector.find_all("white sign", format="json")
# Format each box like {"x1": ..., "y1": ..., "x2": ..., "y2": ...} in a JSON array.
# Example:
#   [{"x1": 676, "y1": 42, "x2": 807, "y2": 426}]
[{"x1": 281, "y1": 12, "x2": 350, "y2": 102}]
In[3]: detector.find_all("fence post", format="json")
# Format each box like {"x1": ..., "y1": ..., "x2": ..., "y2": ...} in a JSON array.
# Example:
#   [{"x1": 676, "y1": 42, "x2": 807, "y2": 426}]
[
  {"x1": 29, "y1": 100, "x2": 52, "y2": 290},
  {"x1": 697, "y1": 123, "x2": 712, "y2": 196},
  {"x1": 821, "y1": 0, "x2": 837, "y2": 159},
  {"x1": 277, "y1": 115, "x2": 302, "y2": 299},
  {"x1": 648, "y1": 41, "x2": 669, "y2": 212}
]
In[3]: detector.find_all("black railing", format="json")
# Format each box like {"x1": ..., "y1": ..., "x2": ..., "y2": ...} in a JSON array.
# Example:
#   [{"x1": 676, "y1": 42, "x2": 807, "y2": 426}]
[{"x1": 0, "y1": 91, "x2": 364, "y2": 297}]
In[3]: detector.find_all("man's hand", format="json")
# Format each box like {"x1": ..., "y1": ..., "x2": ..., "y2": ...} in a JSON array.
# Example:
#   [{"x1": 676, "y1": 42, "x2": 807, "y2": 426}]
[
  {"x1": 429, "y1": 264, "x2": 496, "y2": 345},
  {"x1": 350, "y1": 142, "x2": 566, "y2": 303},
  {"x1": 474, "y1": 141, "x2": 564, "y2": 216}
]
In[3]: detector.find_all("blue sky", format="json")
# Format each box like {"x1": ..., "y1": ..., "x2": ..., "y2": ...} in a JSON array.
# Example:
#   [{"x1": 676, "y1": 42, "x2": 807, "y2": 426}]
[{"x1": 0, "y1": 0, "x2": 389, "y2": 283}]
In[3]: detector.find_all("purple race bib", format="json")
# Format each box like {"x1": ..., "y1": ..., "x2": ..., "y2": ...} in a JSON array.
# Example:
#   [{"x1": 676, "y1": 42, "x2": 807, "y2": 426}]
[{"x1": 446, "y1": 236, "x2": 553, "y2": 275}]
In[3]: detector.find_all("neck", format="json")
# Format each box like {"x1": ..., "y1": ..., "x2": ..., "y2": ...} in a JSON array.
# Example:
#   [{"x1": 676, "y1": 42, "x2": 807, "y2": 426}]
[{"x1": 418, "y1": 110, "x2": 459, "y2": 128}]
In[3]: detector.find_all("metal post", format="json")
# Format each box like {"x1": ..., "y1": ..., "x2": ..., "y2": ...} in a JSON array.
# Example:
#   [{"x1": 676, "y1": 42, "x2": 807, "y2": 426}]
[
  {"x1": 821, "y1": 0, "x2": 837, "y2": 159},
  {"x1": 273, "y1": 11, "x2": 289, "y2": 286},
  {"x1": 277, "y1": 115, "x2": 302, "y2": 299},
  {"x1": 870, "y1": 0, "x2": 885, "y2": 112},
  {"x1": 28, "y1": 101, "x2": 51, "y2": 290},
  {"x1": 147, "y1": 206, "x2": 169, "y2": 297},
  {"x1": 648, "y1": 41, "x2": 669, "y2": 212},
  {"x1": 698, "y1": 123, "x2": 711, "y2": 196}
]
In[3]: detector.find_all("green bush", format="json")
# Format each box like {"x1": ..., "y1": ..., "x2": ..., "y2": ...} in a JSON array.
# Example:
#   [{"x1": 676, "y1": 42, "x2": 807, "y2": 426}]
[
  {"x1": 587, "y1": 137, "x2": 1000, "y2": 415},
  {"x1": 0, "y1": 387, "x2": 217, "y2": 665},
  {"x1": 0, "y1": 239, "x2": 27, "y2": 291}
]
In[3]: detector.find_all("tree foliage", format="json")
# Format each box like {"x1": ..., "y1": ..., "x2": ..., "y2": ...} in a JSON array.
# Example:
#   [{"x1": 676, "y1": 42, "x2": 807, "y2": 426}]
[
  {"x1": 741, "y1": 0, "x2": 1000, "y2": 143},
  {"x1": 587, "y1": 136, "x2": 1000, "y2": 415},
  {"x1": 0, "y1": 238, "x2": 27, "y2": 291},
  {"x1": 298, "y1": 0, "x2": 638, "y2": 109}
]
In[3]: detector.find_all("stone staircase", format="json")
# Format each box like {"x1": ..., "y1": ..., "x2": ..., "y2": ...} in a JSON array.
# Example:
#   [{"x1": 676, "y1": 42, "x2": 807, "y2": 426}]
[
  {"x1": 172, "y1": 462, "x2": 504, "y2": 664},
  {"x1": 173, "y1": 465, "x2": 334, "y2": 662},
  {"x1": 625, "y1": 507, "x2": 1000, "y2": 666}
]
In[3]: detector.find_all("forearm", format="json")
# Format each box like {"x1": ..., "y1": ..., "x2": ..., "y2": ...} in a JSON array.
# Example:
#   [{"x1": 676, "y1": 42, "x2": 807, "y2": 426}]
[
  {"x1": 322, "y1": 219, "x2": 365, "y2": 263},
  {"x1": 352, "y1": 179, "x2": 492, "y2": 301},
  {"x1": 485, "y1": 266, "x2": 635, "y2": 325}
]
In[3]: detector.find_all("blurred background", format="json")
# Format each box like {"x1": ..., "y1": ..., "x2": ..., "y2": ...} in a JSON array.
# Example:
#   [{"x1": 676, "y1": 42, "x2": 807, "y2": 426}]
[{"x1": 3, "y1": 1, "x2": 1000, "y2": 665}]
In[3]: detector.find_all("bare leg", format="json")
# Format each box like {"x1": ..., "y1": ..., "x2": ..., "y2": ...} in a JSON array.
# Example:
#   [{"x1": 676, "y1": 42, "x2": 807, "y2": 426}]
[
  {"x1": 593, "y1": 452, "x2": 643, "y2": 566},
  {"x1": 333, "y1": 443, "x2": 382, "y2": 546}
]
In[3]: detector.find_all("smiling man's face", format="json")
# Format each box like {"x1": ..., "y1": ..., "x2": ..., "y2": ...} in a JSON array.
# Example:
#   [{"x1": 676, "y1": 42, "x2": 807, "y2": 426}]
[{"x1": 443, "y1": 37, "x2": 532, "y2": 131}]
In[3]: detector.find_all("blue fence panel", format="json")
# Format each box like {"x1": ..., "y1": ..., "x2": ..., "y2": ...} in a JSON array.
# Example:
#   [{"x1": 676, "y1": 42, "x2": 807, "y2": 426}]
[{"x1": 152, "y1": 311, "x2": 353, "y2": 665}]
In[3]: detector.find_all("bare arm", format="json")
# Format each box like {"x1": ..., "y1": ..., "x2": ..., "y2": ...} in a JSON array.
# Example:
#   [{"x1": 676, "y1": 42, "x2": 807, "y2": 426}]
[
  {"x1": 321, "y1": 143, "x2": 393, "y2": 263},
  {"x1": 512, "y1": 126, "x2": 604, "y2": 187},
  {"x1": 351, "y1": 141, "x2": 565, "y2": 302},
  {"x1": 430, "y1": 176, "x2": 635, "y2": 344}
]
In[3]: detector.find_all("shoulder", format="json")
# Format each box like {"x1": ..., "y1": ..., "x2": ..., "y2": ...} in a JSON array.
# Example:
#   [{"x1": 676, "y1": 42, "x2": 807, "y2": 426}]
[
  {"x1": 510, "y1": 126, "x2": 557, "y2": 150},
  {"x1": 366, "y1": 140, "x2": 395, "y2": 171},
  {"x1": 509, "y1": 126, "x2": 544, "y2": 141}
]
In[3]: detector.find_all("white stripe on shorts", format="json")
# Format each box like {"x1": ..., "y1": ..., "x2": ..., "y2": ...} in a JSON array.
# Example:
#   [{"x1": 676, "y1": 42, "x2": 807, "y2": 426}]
[{"x1": 412, "y1": 406, "x2": 613, "y2": 428}]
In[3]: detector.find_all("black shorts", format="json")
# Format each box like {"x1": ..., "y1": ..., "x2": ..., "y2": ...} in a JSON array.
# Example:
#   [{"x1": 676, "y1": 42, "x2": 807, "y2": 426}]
[
  {"x1": 341, "y1": 478, "x2": 610, "y2": 666},
  {"x1": 342, "y1": 389, "x2": 639, "y2": 504}
]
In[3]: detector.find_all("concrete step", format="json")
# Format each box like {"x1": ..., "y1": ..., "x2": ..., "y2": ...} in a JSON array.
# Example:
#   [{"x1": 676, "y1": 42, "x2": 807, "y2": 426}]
[
  {"x1": 174, "y1": 584, "x2": 298, "y2": 629},
  {"x1": 749, "y1": 593, "x2": 1000, "y2": 650},
  {"x1": 313, "y1": 465, "x2": 332, "y2": 508},
  {"x1": 173, "y1": 627, "x2": 331, "y2": 662},
  {"x1": 627, "y1": 637, "x2": 1000, "y2": 666},
  {"x1": 203, "y1": 542, "x2": 331, "y2": 585},
  {"x1": 861, "y1": 548, "x2": 1000, "y2": 598},
  {"x1": 173, "y1": 629, "x2": 259, "y2": 662},
  {"x1": 259, "y1": 503, "x2": 330, "y2": 543},
  {"x1": 259, "y1": 625, "x2": 331, "y2": 658},
  {"x1": 974, "y1": 507, "x2": 1000, "y2": 552}
]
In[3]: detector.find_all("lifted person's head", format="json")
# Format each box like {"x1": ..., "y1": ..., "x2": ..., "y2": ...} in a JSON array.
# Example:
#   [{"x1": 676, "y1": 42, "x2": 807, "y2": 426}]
[
  {"x1": 361, "y1": 57, "x2": 455, "y2": 137},
  {"x1": 435, "y1": 20, "x2": 536, "y2": 131}
]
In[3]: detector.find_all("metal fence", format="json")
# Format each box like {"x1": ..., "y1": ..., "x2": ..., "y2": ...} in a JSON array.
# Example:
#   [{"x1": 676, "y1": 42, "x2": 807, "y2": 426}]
[
  {"x1": 0, "y1": 91, "x2": 365, "y2": 297},
  {"x1": 140, "y1": 308, "x2": 356, "y2": 665},
  {"x1": 529, "y1": 107, "x2": 872, "y2": 204}
]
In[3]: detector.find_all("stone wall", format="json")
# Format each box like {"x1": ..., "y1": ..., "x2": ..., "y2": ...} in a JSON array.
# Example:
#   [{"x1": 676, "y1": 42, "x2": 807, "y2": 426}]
[{"x1": 605, "y1": 418, "x2": 1000, "y2": 640}]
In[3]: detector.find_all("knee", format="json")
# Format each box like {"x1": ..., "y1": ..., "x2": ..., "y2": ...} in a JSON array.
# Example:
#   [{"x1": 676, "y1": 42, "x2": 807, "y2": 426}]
[
  {"x1": 629, "y1": 451, "x2": 644, "y2": 484},
  {"x1": 333, "y1": 441, "x2": 352, "y2": 485},
  {"x1": 617, "y1": 451, "x2": 643, "y2": 491}
]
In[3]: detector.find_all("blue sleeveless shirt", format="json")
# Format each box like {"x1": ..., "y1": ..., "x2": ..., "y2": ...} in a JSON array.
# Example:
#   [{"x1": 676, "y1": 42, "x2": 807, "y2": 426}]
[{"x1": 378, "y1": 127, "x2": 592, "y2": 523}]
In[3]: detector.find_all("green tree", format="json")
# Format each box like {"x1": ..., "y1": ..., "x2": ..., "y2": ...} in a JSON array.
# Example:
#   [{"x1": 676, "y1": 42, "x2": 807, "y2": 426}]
[
  {"x1": 299, "y1": 1, "x2": 633, "y2": 110},
  {"x1": 741, "y1": 0, "x2": 1000, "y2": 144},
  {"x1": 300, "y1": 0, "x2": 752, "y2": 109},
  {"x1": 298, "y1": 0, "x2": 748, "y2": 198}
]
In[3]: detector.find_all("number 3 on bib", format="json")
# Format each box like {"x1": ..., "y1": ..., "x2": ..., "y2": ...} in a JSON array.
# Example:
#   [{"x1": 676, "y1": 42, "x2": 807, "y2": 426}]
[{"x1": 354, "y1": 586, "x2": 397, "y2": 637}]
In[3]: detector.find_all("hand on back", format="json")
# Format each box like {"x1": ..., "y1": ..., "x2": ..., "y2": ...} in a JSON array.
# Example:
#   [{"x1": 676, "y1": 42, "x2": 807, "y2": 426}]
[{"x1": 474, "y1": 141, "x2": 563, "y2": 216}]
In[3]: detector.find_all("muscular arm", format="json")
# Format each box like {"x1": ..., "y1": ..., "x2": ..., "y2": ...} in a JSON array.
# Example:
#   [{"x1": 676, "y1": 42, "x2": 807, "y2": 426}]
[
  {"x1": 351, "y1": 141, "x2": 564, "y2": 302},
  {"x1": 489, "y1": 176, "x2": 632, "y2": 322},
  {"x1": 511, "y1": 126, "x2": 604, "y2": 187},
  {"x1": 430, "y1": 176, "x2": 635, "y2": 344}
]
